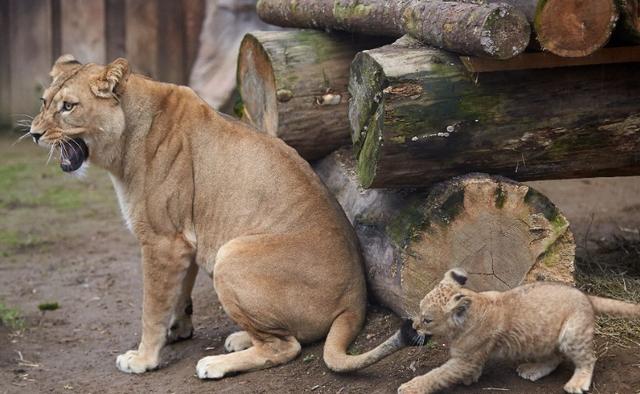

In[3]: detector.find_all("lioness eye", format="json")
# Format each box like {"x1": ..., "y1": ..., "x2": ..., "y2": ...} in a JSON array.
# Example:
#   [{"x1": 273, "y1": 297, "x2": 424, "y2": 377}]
[
  {"x1": 62, "y1": 101, "x2": 76, "y2": 112},
  {"x1": 422, "y1": 318, "x2": 432, "y2": 324}
]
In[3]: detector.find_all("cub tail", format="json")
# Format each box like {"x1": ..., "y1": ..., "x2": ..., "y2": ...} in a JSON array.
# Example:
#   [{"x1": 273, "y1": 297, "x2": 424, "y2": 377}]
[
  {"x1": 323, "y1": 312, "x2": 428, "y2": 372},
  {"x1": 589, "y1": 295, "x2": 640, "y2": 318}
]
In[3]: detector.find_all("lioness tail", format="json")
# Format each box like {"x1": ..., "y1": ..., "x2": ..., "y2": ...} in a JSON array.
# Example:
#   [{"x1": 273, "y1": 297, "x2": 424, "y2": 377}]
[
  {"x1": 589, "y1": 295, "x2": 640, "y2": 318},
  {"x1": 323, "y1": 312, "x2": 419, "y2": 372}
]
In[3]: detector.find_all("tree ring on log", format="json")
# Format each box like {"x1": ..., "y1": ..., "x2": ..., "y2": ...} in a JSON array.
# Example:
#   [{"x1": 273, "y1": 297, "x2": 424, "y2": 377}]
[{"x1": 535, "y1": 0, "x2": 618, "y2": 57}]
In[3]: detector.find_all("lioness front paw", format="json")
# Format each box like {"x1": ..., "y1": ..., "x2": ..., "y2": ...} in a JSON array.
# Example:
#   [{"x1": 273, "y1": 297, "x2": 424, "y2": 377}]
[
  {"x1": 196, "y1": 355, "x2": 228, "y2": 380},
  {"x1": 116, "y1": 350, "x2": 158, "y2": 374}
]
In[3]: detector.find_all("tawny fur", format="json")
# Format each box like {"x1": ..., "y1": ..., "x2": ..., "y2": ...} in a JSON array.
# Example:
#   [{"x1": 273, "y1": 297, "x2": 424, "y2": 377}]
[
  {"x1": 398, "y1": 269, "x2": 640, "y2": 394},
  {"x1": 30, "y1": 55, "x2": 409, "y2": 379}
]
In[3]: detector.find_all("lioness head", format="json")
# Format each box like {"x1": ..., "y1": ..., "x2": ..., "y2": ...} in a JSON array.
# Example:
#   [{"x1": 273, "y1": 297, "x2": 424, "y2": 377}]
[
  {"x1": 413, "y1": 268, "x2": 472, "y2": 338},
  {"x1": 30, "y1": 55, "x2": 130, "y2": 172}
]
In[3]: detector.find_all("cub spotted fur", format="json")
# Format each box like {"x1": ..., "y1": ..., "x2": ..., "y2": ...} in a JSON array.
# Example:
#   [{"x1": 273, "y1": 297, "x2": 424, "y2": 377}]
[
  {"x1": 399, "y1": 269, "x2": 640, "y2": 394},
  {"x1": 30, "y1": 55, "x2": 415, "y2": 379}
]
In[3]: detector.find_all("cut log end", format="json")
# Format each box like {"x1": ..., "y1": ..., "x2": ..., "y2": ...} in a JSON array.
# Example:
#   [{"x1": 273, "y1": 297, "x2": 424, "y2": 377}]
[
  {"x1": 315, "y1": 151, "x2": 575, "y2": 318},
  {"x1": 237, "y1": 33, "x2": 278, "y2": 136},
  {"x1": 480, "y1": 5, "x2": 531, "y2": 59},
  {"x1": 398, "y1": 174, "x2": 575, "y2": 316},
  {"x1": 535, "y1": 0, "x2": 618, "y2": 57}
]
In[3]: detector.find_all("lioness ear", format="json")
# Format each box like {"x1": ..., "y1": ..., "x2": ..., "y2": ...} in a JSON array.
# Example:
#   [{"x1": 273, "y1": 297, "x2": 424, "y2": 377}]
[
  {"x1": 442, "y1": 268, "x2": 468, "y2": 286},
  {"x1": 50, "y1": 54, "x2": 82, "y2": 80},
  {"x1": 90, "y1": 58, "x2": 130, "y2": 99},
  {"x1": 447, "y1": 294, "x2": 471, "y2": 326}
]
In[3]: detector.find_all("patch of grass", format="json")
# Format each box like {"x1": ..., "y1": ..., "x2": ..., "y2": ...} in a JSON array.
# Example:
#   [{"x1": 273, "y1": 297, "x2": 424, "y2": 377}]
[
  {"x1": 36, "y1": 185, "x2": 84, "y2": 210},
  {"x1": 0, "y1": 301, "x2": 24, "y2": 331},
  {"x1": 0, "y1": 229, "x2": 43, "y2": 253},
  {"x1": 575, "y1": 234, "x2": 640, "y2": 348}
]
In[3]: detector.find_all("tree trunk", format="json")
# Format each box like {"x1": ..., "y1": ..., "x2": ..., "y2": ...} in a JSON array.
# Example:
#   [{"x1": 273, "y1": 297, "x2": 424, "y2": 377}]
[
  {"x1": 349, "y1": 36, "x2": 640, "y2": 188},
  {"x1": 482, "y1": 0, "x2": 618, "y2": 57},
  {"x1": 315, "y1": 150, "x2": 575, "y2": 317},
  {"x1": 614, "y1": 0, "x2": 640, "y2": 43},
  {"x1": 256, "y1": 0, "x2": 530, "y2": 59},
  {"x1": 237, "y1": 30, "x2": 388, "y2": 160}
]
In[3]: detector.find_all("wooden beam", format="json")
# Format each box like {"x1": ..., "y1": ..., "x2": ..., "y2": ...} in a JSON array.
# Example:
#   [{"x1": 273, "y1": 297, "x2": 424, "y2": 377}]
[
  {"x1": 0, "y1": 0, "x2": 11, "y2": 127},
  {"x1": 106, "y1": 0, "x2": 126, "y2": 61},
  {"x1": 9, "y1": 0, "x2": 53, "y2": 121},
  {"x1": 125, "y1": 0, "x2": 159, "y2": 78},
  {"x1": 60, "y1": 0, "x2": 106, "y2": 64},
  {"x1": 461, "y1": 46, "x2": 640, "y2": 73}
]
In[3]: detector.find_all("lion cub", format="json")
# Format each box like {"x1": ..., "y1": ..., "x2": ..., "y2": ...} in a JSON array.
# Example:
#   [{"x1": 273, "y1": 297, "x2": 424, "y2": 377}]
[{"x1": 398, "y1": 269, "x2": 640, "y2": 394}]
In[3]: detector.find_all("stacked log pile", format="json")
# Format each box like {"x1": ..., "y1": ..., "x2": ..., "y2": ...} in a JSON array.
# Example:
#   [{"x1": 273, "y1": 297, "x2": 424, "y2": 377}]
[{"x1": 235, "y1": 0, "x2": 640, "y2": 315}]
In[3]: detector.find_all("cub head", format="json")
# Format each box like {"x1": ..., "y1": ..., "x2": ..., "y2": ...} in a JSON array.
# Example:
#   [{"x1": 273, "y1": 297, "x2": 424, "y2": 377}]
[
  {"x1": 29, "y1": 55, "x2": 130, "y2": 172},
  {"x1": 413, "y1": 268, "x2": 473, "y2": 339}
]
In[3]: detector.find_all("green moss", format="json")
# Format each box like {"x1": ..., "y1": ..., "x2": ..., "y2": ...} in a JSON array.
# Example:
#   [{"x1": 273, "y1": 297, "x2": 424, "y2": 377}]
[
  {"x1": 356, "y1": 102, "x2": 384, "y2": 188},
  {"x1": 386, "y1": 199, "x2": 428, "y2": 249},
  {"x1": 494, "y1": 185, "x2": 506, "y2": 209},
  {"x1": 439, "y1": 190, "x2": 465, "y2": 224},
  {"x1": 524, "y1": 188, "x2": 560, "y2": 224},
  {"x1": 333, "y1": 2, "x2": 372, "y2": 23}
]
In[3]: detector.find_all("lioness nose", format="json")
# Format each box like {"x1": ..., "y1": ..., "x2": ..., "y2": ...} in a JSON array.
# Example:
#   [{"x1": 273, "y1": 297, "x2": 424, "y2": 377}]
[{"x1": 30, "y1": 131, "x2": 42, "y2": 143}]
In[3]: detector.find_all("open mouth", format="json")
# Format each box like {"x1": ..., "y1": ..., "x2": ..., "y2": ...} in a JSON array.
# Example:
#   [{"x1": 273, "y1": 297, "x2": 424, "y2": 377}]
[{"x1": 60, "y1": 138, "x2": 89, "y2": 172}]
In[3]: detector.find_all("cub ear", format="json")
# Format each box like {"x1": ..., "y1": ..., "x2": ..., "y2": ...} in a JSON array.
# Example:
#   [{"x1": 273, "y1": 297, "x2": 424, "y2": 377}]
[
  {"x1": 90, "y1": 58, "x2": 130, "y2": 99},
  {"x1": 50, "y1": 54, "x2": 82, "y2": 80},
  {"x1": 442, "y1": 268, "x2": 468, "y2": 286},
  {"x1": 447, "y1": 293, "x2": 471, "y2": 326}
]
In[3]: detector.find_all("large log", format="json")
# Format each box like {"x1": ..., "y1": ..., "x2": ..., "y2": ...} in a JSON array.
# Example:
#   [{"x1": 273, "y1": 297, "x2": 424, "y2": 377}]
[
  {"x1": 315, "y1": 150, "x2": 575, "y2": 317},
  {"x1": 349, "y1": 36, "x2": 640, "y2": 189},
  {"x1": 483, "y1": 0, "x2": 618, "y2": 57},
  {"x1": 237, "y1": 30, "x2": 388, "y2": 160},
  {"x1": 256, "y1": 0, "x2": 530, "y2": 59}
]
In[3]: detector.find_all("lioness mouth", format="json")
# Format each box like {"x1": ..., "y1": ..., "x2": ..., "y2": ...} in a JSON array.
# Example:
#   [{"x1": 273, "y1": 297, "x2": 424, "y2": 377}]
[{"x1": 60, "y1": 138, "x2": 89, "y2": 172}]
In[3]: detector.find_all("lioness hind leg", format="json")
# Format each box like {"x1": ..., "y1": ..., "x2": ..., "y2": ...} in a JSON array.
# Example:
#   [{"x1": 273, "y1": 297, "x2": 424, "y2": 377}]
[
  {"x1": 225, "y1": 331, "x2": 253, "y2": 353},
  {"x1": 167, "y1": 261, "x2": 198, "y2": 343},
  {"x1": 517, "y1": 355, "x2": 562, "y2": 381},
  {"x1": 196, "y1": 335, "x2": 301, "y2": 379}
]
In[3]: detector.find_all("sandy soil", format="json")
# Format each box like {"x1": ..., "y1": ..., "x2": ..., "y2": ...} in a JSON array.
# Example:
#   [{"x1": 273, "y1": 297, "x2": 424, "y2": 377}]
[{"x1": 1, "y1": 134, "x2": 639, "y2": 394}]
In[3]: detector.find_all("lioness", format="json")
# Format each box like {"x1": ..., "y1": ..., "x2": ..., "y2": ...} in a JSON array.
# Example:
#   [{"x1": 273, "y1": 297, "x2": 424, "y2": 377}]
[
  {"x1": 399, "y1": 269, "x2": 640, "y2": 394},
  {"x1": 29, "y1": 55, "x2": 414, "y2": 378}
]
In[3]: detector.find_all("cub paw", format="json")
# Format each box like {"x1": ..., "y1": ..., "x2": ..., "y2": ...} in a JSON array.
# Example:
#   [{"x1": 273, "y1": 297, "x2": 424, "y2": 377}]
[
  {"x1": 397, "y1": 379, "x2": 421, "y2": 394},
  {"x1": 196, "y1": 355, "x2": 227, "y2": 380},
  {"x1": 563, "y1": 381, "x2": 590, "y2": 394},
  {"x1": 116, "y1": 350, "x2": 158, "y2": 374},
  {"x1": 224, "y1": 331, "x2": 252, "y2": 353}
]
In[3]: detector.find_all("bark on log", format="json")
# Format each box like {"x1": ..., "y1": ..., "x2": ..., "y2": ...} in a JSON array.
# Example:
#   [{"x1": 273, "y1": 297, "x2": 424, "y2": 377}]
[
  {"x1": 237, "y1": 30, "x2": 388, "y2": 160},
  {"x1": 256, "y1": 0, "x2": 530, "y2": 59},
  {"x1": 349, "y1": 36, "x2": 640, "y2": 188},
  {"x1": 614, "y1": 0, "x2": 640, "y2": 43},
  {"x1": 483, "y1": 0, "x2": 618, "y2": 57},
  {"x1": 315, "y1": 150, "x2": 575, "y2": 317}
]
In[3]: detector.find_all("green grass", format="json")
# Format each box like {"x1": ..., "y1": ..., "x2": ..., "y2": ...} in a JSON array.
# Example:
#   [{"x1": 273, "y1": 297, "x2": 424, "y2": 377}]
[
  {"x1": 0, "y1": 229, "x2": 43, "y2": 254},
  {"x1": 0, "y1": 301, "x2": 24, "y2": 331}
]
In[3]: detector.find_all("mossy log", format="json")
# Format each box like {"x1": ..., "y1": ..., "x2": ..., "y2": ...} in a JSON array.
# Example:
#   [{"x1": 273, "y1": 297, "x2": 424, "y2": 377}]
[
  {"x1": 483, "y1": 0, "x2": 618, "y2": 57},
  {"x1": 237, "y1": 30, "x2": 388, "y2": 160},
  {"x1": 614, "y1": 0, "x2": 640, "y2": 43},
  {"x1": 256, "y1": 0, "x2": 530, "y2": 59},
  {"x1": 314, "y1": 150, "x2": 575, "y2": 317},
  {"x1": 349, "y1": 36, "x2": 640, "y2": 188}
]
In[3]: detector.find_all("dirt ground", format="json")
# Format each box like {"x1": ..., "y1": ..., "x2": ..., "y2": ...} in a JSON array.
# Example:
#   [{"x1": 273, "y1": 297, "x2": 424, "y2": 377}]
[{"x1": 1, "y1": 133, "x2": 640, "y2": 394}]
